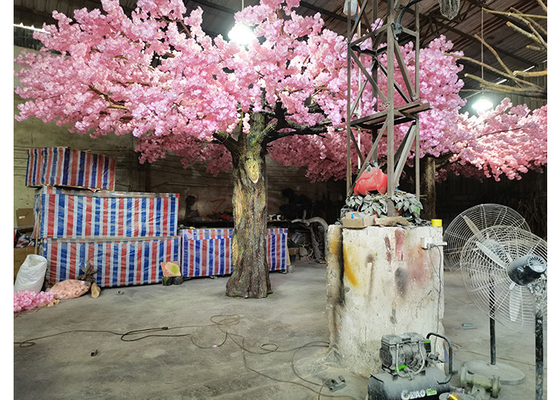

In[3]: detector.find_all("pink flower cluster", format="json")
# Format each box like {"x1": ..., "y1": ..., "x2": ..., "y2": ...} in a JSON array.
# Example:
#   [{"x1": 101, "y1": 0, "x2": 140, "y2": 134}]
[
  {"x1": 453, "y1": 99, "x2": 547, "y2": 181},
  {"x1": 14, "y1": 290, "x2": 57, "y2": 313},
  {"x1": 14, "y1": 0, "x2": 547, "y2": 184}
]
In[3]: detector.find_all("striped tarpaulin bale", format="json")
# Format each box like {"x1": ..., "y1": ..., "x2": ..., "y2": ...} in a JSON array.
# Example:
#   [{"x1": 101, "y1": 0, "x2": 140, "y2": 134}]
[
  {"x1": 33, "y1": 187, "x2": 179, "y2": 240},
  {"x1": 26, "y1": 147, "x2": 116, "y2": 190},
  {"x1": 42, "y1": 236, "x2": 181, "y2": 288},
  {"x1": 180, "y1": 228, "x2": 288, "y2": 277}
]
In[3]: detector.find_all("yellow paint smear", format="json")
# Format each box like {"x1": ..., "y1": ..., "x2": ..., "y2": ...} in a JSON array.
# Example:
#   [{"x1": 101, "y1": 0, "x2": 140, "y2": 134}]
[
  {"x1": 329, "y1": 236, "x2": 341, "y2": 257},
  {"x1": 342, "y1": 244, "x2": 359, "y2": 287}
]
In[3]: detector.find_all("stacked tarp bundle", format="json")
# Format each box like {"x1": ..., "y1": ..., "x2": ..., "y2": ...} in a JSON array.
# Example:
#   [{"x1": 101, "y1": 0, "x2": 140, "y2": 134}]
[
  {"x1": 181, "y1": 228, "x2": 288, "y2": 278},
  {"x1": 26, "y1": 148, "x2": 180, "y2": 288},
  {"x1": 26, "y1": 147, "x2": 116, "y2": 190},
  {"x1": 36, "y1": 188, "x2": 180, "y2": 288},
  {"x1": 42, "y1": 237, "x2": 179, "y2": 288},
  {"x1": 33, "y1": 187, "x2": 178, "y2": 239}
]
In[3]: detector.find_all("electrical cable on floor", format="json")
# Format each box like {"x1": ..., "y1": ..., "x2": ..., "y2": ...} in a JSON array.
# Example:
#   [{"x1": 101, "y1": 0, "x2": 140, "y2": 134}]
[{"x1": 14, "y1": 314, "x2": 358, "y2": 399}]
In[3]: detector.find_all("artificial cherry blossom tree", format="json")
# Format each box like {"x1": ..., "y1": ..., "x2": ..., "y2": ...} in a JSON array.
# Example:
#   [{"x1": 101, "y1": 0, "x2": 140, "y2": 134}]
[
  {"x1": 15, "y1": 0, "x2": 546, "y2": 297},
  {"x1": 16, "y1": 0, "x2": 357, "y2": 298}
]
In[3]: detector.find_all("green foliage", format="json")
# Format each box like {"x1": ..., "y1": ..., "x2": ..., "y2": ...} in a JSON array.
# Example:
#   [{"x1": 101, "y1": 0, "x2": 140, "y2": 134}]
[{"x1": 345, "y1": 191, "x2": 424, "y2": 223}]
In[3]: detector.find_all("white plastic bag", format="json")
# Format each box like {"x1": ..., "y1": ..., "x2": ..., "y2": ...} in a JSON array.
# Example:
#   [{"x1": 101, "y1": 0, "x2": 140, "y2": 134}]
[{"x1": 14, "y1": 254, "x2": 48, "y2": 292}]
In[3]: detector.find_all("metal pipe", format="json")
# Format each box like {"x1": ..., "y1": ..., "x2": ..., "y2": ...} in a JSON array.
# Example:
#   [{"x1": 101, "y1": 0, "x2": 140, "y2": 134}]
[
  {"x1": 535, "y1": 304, "x2": 544, "y2": 400},
  {"x1": 490, "y1": 317, "x2": 496, "y2": 365}
]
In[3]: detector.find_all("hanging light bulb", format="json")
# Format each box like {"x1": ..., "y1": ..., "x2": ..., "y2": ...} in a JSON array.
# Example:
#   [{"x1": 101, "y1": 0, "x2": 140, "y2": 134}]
[
  {"x1": 228, "y1": 23, "x2": 255, "y2": 45},
  {"x1": 472, "y1": 96, "x2": 493, "y2": 113},
  {"x1": 343, "y1": 0, "x2": 359, "y2": 16},
  {"x1": 228, "y1": 0, "x2": 255, "y2": 45}
]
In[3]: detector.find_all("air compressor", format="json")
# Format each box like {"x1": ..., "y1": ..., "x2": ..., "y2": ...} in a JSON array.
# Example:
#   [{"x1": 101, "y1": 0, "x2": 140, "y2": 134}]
[{"x1": 367, "y1": 332, "x2": 453, "y2": 400}]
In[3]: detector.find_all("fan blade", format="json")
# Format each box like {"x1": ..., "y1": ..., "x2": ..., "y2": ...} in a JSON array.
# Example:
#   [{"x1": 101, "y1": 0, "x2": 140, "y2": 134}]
[
  {"x1": 508, "y1": 282, "x2": 522, "y2": 322},
  {"x1": 475, "y1": 241, "x2": 507, "y2": 269},
  {"x1": 463, "y1": 215, "x2": 482, "y2": 237}
]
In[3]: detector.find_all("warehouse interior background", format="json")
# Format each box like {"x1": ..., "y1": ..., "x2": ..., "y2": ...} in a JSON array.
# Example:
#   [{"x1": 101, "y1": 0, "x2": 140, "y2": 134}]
[
  {"x1": 8, "y1": 0, "x2": 555, "y2": 399},
  {"x1": 11, "y1": 0, "x2": 549, "y2": 234}
]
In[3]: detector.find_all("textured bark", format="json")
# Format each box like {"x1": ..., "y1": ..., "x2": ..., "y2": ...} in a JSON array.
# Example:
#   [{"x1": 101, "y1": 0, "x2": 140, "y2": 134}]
[
  {"x1": 421, "y1": 155, "x2": 437, "y2": 220},
  {"x1": 225, "y1": 113, "x2": 271, "y2": 298}
]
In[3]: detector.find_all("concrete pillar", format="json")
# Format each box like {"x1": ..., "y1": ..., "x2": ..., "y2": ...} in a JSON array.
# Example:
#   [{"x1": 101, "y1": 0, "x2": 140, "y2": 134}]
[{"x1": 326, "y1": 224, "x2": 445, "y2": 377}]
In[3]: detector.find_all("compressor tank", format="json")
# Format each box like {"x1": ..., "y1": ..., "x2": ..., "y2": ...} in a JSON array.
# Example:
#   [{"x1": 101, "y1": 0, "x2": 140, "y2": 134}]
[{"x1": 368, "y1": 367, "x2": 451, "y2": 400}]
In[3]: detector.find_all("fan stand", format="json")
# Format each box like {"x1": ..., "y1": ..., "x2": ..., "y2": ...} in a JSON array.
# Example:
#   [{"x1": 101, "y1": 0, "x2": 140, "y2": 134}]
[
  {"x1": 465, "y1": 317, "x2": 525, "y2": 385},
  {"x1": 533, "y1": 282, "x2": 546, "y2": 400},
  {"x1": 466, "y1": 272, "x2": 525, "y2": 385}
]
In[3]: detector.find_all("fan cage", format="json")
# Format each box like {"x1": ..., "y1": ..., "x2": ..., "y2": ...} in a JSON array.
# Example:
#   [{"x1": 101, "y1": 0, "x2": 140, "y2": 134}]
[
  {"x1": 443, "y1": 204, "x2": 530, "y2": 271},
  {"x1": 459, "y1": 225, "x2": 546, "y2": 332}
]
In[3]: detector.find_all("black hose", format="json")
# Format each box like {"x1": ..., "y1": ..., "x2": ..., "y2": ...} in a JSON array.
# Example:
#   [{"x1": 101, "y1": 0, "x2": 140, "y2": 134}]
[{"x1": 426, "y1": 332, "x2": 453, "y2": 384}]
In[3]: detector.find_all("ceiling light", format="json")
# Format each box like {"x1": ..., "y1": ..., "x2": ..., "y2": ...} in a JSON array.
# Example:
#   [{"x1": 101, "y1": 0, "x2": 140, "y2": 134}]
[
  {"x1": 472, "y1": 97, "x2": 493, "y2": 113},
  {"x1": 228, "y1": 0, "x2": 255, "y2": 45},
  {"x1": 14, "y1": 23, "x2": 47, "y2": 33},
  {"x1": 343, "y1": 0, "x2": 359, "y2": 16},
  {"x1": 228, "y1": 23, "x2": 255, "y2": 45}
]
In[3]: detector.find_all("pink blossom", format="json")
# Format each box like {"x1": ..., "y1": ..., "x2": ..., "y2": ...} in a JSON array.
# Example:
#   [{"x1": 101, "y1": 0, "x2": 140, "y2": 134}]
[
  {"x1": 14, "y1": 290, "x2": 57, "y2": 313},
  {"x1": 14, "y1": 0, "x2": 546, "y2": 183}
]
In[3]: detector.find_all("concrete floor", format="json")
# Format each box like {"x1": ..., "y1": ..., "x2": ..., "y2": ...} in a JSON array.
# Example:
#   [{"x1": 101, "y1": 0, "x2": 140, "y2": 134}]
[{"x1": 13, "y1": 260, "x2": 546, "y2": 399}]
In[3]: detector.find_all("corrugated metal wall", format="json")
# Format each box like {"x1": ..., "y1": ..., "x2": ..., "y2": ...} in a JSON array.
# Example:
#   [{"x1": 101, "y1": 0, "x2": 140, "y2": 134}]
[{"x1": 436, "y1": 168, "x2": 547, "y2": 239}]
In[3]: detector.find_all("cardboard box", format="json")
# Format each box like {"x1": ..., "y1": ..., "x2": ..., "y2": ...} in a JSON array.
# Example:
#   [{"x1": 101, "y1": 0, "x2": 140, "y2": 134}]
[
  {"x1": 16, "y1": 208, "x2": 34, "y2": 230},
  {"x1": 14, "y1": 247, "x2": 36, "y2": 282},
  {"x1": 342, "y1": 213, "x2": 374, "y2": 228}
]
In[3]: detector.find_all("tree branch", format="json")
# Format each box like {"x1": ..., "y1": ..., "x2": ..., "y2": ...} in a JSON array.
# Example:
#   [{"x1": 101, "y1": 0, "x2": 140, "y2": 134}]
[
  {"x1": 464, "y1": 73, "x2": 546, "y2": 99},
  {"x1": 509, "y1": 7, "x2": 548, "y2": 41},
  {"x1": 89, "y1": 84, "x2": 128, "y2": 109},
  {"x1": 513, "y1": 70, "x2": 547, "y2": 78},
  {"x1": 482, "y1": 8, "x2": 547, "y2": 20},
  {"x1": 474, "y1": 33, "x2": 513, "y2": 77},
  {"x1": 447, "y1": 53, "x2": 538, "y2": 87},
  {"x1": 262, "y1": 119, "x2": 333, "y2": 145},
  {"x1": 213, "y1": 131, "x2": 239, "y2": 154},
  {"x1": 455, "y1": 6, "x2": 547, "y2": 99}
]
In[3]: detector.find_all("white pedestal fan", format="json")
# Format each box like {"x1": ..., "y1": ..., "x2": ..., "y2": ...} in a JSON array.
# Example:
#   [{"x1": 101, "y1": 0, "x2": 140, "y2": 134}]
[{"x1": 460, "y1": 225, "x2": 547, "y2": 400}]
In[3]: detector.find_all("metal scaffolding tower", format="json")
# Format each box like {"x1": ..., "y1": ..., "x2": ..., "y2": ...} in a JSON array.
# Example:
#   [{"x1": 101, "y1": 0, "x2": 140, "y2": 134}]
[{"x1": 346, "y1": 0, "x2": 429, "y2": 216}]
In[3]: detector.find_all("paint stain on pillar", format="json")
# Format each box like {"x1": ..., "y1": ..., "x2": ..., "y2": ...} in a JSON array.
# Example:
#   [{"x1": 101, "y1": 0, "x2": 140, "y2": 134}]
[
  {"x1": 384, "y1": 235, "x2": 392, "y2": 262},
  {"x1": 342, "y1": 244, "x2": 359, "y2": 287},
  {"x1": 408, "y1": 247, "x2": 428, "y2": 284},
  {"x1": 395, "y1": 229, "x2": 405, "y2": 261},
  {"x1": 394, "y1": 267, "x2": 408, "y2": 296},
  {"x1": 390, "y1": 307, "x2": 398, "y2": 324}
]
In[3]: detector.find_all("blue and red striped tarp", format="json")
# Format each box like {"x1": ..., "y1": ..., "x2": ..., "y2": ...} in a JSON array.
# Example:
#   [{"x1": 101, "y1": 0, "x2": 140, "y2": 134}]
[
  {"x1": 26, "y1": 147, "x2": 116, "y2": 190},
  {"x1": 180, "y1": 228, "x2": 288, "y2": 277},
  {"x1": 33, "y1": 186, "x2": 179, "y2": 239},
  {"x1": 42, "y1": 236, "x2": 180, "y2": 288}
]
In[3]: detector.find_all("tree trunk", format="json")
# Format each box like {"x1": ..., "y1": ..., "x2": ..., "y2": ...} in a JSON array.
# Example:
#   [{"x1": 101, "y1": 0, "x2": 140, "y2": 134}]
[
  {"x1": 225, "y1": 114, "x2": 271, "y2": 298},
  {"x1": 421, "y1": 155, "x2": 436, "y2": 220}
]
